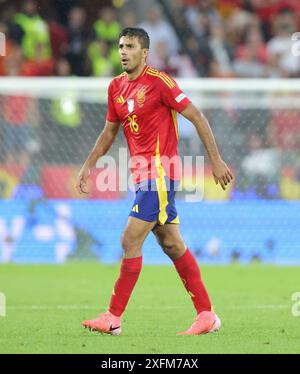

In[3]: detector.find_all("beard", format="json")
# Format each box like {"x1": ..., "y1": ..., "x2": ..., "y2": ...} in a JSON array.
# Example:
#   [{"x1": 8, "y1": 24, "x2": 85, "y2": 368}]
[{"x1": 123, "y1": 65, "x2": 134, "y2": 74}]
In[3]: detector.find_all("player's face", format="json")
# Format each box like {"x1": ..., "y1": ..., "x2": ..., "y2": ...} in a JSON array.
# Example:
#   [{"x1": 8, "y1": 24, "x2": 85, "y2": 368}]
[{"x1": 119, "y1": 36, "x2": 148, "y2": 73}]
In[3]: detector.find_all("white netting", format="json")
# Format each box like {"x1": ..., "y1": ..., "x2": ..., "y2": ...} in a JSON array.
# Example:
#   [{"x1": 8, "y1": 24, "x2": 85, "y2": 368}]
[
  {"x1": 1, "y1": 77, "x2": 299, "y2": 200},
  {"x1": 0, "y1": 78, "x2": 300, "y2": 264}
]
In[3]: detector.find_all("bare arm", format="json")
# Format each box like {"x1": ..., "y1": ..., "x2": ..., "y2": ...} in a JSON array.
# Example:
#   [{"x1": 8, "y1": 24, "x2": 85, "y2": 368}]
[
  {"x1": 76, "y1": 120, "x2": 120, "y2": 194},
  {"x1": 181, "y1": 103, "x2": 233, "y2": 190}
]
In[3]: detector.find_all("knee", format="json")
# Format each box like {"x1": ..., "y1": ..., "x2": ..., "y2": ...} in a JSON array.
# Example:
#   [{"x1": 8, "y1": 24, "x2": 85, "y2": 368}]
[
  {"x1": 158, "y1": 237, "x2": 185, "y2": 260},
  {"x1": 121, "y1": 233, "x2": 141, "y2": 257}
]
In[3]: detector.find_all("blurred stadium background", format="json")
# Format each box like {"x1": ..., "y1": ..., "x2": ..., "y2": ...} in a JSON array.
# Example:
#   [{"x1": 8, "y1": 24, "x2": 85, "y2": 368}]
[{"x1": 0, "y1": 0, "x2": 300, "y2": 266}]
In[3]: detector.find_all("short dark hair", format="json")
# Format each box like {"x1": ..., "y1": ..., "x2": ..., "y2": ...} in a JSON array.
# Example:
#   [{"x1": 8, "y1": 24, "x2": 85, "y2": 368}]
[{"x1": 119, "y1": 27, "x2": 150, "y2": 49}]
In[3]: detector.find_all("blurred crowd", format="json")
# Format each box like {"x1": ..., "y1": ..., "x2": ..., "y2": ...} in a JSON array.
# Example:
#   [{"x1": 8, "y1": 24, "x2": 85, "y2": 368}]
[
  {"x1": 0, "y1": 0, "x2": 299, "y2": 78},
  {"x1": 0, "y1": 0, "x2": 299, "y2": 202},
  {"x1": 167, "y1": 0, "x2": 300, "y2": 77}
]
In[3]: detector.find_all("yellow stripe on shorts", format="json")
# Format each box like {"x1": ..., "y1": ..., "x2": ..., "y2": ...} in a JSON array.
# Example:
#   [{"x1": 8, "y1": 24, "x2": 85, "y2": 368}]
[{"x1": 155, "y1": 136, "x2": 168, "y2": 225}]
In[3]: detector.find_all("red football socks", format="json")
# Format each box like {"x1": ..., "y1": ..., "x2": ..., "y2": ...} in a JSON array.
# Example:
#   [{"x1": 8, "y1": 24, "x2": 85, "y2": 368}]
[
  {"x1": 173, "y1": 249, "x2": 212, "y2": 314},
  {"x1": 109, "y1": 256, "x2": 142, "y2": 317}
]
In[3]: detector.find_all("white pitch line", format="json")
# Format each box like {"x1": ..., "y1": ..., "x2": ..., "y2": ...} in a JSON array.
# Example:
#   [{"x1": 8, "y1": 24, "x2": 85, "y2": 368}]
[{"x1": 5, "y1": 304, "x2": 290, "y2": 311}]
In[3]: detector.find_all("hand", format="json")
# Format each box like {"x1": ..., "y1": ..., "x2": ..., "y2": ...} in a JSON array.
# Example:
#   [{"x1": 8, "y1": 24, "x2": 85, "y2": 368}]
[
  {"x1": 76, "y1": 165, "x2": 91, "y2": 194},
  {"x1": 212, "y1": 159, "x2": 233, "y2": 191}
]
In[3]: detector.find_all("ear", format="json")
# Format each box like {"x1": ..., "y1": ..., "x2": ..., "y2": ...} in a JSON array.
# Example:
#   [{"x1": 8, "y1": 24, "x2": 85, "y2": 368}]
[{"x1": 143, "y1": 49, "x2": 149, "y2": 61}]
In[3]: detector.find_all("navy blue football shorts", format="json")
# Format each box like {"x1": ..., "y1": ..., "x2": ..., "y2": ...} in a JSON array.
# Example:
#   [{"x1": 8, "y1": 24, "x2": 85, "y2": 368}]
[{"x1": 129, "y1": 177, "x2": 179, "y2": 231}]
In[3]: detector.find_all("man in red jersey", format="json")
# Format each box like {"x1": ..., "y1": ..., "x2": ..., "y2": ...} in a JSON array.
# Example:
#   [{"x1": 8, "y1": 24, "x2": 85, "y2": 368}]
[{"x1": 76, "y1": 28, "x2": 233, "y2": 336}]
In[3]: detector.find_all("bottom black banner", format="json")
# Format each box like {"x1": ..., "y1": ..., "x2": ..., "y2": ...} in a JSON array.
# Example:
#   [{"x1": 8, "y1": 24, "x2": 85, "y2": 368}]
[{"x1": 0, "y1": 354, "x2": 298, "y2": 370}]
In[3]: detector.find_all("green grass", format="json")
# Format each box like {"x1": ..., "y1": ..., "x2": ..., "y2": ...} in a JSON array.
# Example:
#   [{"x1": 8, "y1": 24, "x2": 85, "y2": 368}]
[{"x1": 0, "y1": 263, "x2": 299, "y2": 354}]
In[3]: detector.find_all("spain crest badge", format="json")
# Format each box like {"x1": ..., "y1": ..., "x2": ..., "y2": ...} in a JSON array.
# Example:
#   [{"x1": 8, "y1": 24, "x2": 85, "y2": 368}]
[{"x1": 137, "y1": 87, "x2": 146, "y2": 107}]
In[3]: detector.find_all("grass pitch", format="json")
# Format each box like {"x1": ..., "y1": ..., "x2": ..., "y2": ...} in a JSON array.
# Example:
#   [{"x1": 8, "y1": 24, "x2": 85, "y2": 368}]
[{"x1": 0, "y1": 263, "x2": 299, "y2": 354}]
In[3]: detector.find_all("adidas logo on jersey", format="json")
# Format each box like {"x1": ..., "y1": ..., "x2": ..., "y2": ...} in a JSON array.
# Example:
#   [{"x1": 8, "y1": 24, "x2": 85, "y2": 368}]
[{"x1": 116, "y1": 95, "x2": 125, "y2": 104}]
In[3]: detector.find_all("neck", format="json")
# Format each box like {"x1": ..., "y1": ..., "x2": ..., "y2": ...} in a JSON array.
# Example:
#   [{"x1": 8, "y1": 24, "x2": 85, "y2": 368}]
[{"x1": 127, "y1": 63, "x2": 146, "y2": 81}]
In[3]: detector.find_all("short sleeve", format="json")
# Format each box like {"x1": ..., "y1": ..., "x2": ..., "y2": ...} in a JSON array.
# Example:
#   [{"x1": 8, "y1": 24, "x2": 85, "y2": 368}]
[
  {"x1": 106, "y1": 81, "x2": 119, "y2": 123},
  {"x1": 160, "y1": 74, "x2": 191, "y2": 112}
]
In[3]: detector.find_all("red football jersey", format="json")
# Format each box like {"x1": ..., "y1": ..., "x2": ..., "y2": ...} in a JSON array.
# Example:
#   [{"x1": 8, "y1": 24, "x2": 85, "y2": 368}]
[{"x1": 106, "y1": 65, "x2": 191, "y2": 184}]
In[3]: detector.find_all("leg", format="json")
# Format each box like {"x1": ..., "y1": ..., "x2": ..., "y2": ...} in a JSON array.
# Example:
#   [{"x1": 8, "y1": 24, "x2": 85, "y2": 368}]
[
  {"x1": 108, "y1": 217, "x2": 156, "y2": 316},
  {"x1": 83, "y1": 217, "x2": 156, "y2": 334},
  {"x1": 153, "y1": 223, "x2": 212, "y2": 314},
  {"x1": 121, "y1": 216, "x2": 156, "y2": 259},
  {"x1": 110, "y1": 185, "x2": 160, "y2": 313},
  {"x1": 153, "y1": 223, "x2": 221, "y2": 335},
  {"x1": 153, "y1": 223, "x2": 186, "y2": 261}
]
